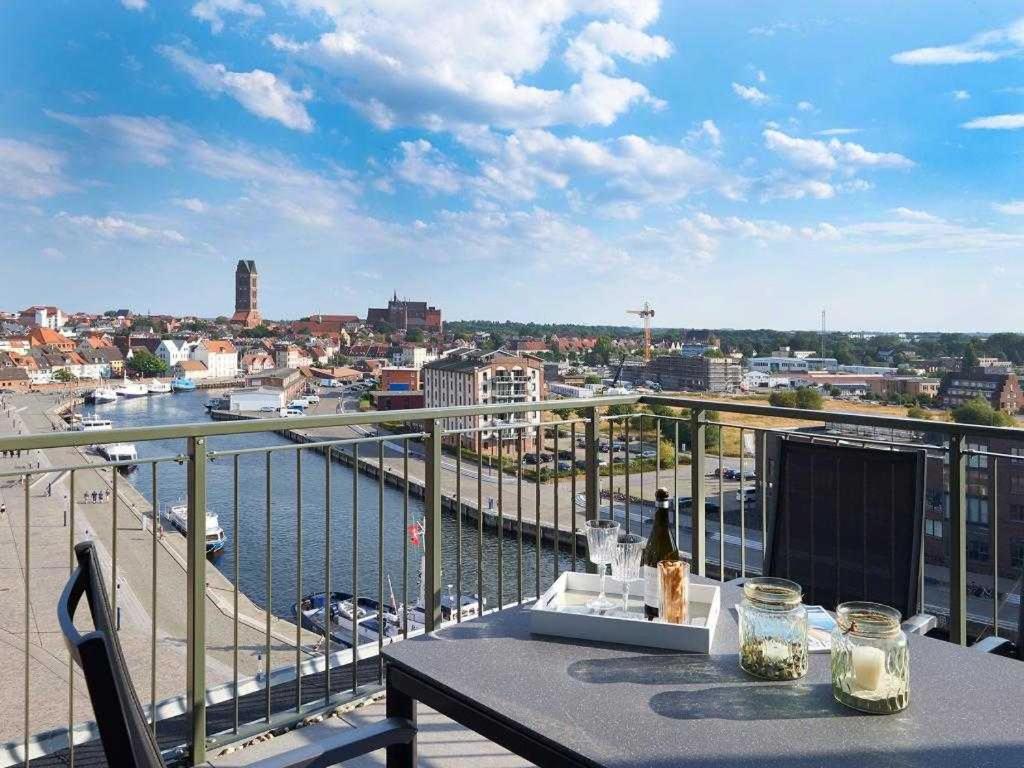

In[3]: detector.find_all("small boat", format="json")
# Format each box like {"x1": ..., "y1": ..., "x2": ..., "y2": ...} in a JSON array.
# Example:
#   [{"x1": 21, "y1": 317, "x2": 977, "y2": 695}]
[
  {"x1": 171, "y1": 377, "x2": 197, "y2": 392},
  {"x1": 98, "y1": 442, "x2": 138, "y2": 466},
  {"x1": 147, "y1": 379, "x2": 172, "y2": 394},
  {"x1": 115, "y1": 377, "x2": 148, "y2": 398},
  {"x1": 74, "y1": 417, "x2": 113, "y2": 432},
  {"x1": 292, "y1": 591, "x2": 402, "y2": 648},
  {"x1": 88, "y1": 387, "x2": 118, "y2": 403},
  {"x1": 166, "y1": 503, "x2": 226, "y2": 555}
]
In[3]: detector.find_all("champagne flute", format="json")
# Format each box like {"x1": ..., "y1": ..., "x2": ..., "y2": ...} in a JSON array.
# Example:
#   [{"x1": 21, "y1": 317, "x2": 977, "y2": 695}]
[
  {"x1": 611, "y1": 534, "x2": 645, "y2": 615},
  {"x1": 584, "y1": 519, "x2": 620, "y2": 611}
]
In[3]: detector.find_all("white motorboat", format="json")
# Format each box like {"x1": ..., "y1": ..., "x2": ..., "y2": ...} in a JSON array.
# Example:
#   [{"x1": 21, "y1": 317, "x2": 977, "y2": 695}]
[
  {"x1": 292, "y1": 592, "x2": 400, "y2": 648},
  {"x1": 165, "y1": 503, "x2": 226, "y2": 555},
  {"x1": 98, "y1": 442, "x2": 138, "y2": 465},
  {"x1": 89, "y1": 387, "x2": 118, "y2": 403},
  {"x1": 115, "y1": 377, "x2": 148, "y2": 398},
  {"x1": 147, "y1": 379, "x2": 171, "y2": 394},
  {"x1": 73, "y1": 417, "x2": 113, "y2": 432}
]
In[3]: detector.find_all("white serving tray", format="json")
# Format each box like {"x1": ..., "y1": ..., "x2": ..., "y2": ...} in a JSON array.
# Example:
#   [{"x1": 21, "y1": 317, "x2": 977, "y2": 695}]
[{"x1": 529, "y1": 571, "x2": 720, "y2": 653}]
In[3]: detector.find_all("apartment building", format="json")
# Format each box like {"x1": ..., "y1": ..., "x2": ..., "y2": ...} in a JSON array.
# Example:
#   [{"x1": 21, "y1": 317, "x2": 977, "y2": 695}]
[
  {"x1": 423, "y1": 350, "x2": 543, "y2": 452},
  {"x1": 19, "y1": 305, "x2": 65, "y2": 330},
  {"x1": 938, "y1": 369, "x2": 1022, "y2": 413},
  {"x1": 192, "y1": 340, "x2": 238, "y2": 379},
  {"x1": 644, "y1": 355, "x2": 742, "y2": 393},
  {"x1": 155, "y1": 339, "x2": 190, "y2": 369},
  {"x1": 868, "y1": 376, "x2": 941, "y2": 400}
]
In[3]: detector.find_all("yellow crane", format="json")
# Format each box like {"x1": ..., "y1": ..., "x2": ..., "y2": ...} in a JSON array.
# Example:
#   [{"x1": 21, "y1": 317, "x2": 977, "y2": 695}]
[{"x1": 627, "y1": 301, "x2": 655, "y2": 362}]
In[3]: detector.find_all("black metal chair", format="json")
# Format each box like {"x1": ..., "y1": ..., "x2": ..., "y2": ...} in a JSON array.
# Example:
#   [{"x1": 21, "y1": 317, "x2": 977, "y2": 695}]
[
  {"x1": 59, "y1": 541, "x2": 416, "y2": 767},
  {"x1": 761, "y1": 435, "x2": 935, "y2": 633}
]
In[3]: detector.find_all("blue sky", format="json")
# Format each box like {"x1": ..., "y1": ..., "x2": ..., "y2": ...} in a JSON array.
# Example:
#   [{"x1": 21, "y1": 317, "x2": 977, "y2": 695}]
[{"x1": 2, "y1": 1, "x2": 1024, "y2": 331}]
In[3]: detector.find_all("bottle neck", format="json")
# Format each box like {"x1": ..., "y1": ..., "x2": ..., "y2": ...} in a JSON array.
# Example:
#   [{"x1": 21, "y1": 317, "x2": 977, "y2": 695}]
[{"x1": 653, "y1": 504, "x2": 670, "y2": 528}]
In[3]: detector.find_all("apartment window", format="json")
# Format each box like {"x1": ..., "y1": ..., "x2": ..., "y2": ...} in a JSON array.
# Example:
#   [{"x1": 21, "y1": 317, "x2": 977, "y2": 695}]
[
  {"x1": 1012, "y1": 447, "x2": 1024, "y2": 465},
  {"x1": 1012, "y1": 475, "x2": 1024, "y2": 495},
  {"x1": 967, "y1": 539, "x2": 990, "y2": 562},
  {"x1": 1011, "y1": 504, "x2": 1024, "y2": 523},
  {"x1": 925, "y1": 519, "x2": 943, "y2": 538},
  {"x1": 1012, "y1": 540, "x2": 1024, "y2": 570},
  {"x1": 967, "y1": 444, "x2": 988, "y2": 469}
]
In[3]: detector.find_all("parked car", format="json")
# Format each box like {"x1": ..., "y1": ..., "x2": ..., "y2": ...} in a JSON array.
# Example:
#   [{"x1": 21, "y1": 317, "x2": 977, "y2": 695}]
[
  {"x1": 282, "y1": 407, "x2": 304, "y2": 416},
  {"x1": 539, "y1": 452, "x2": 553, "y2": 462},
  {"x1": 557, "y1": 450, "x2": 574, "y2": 460},
  {"x1": 723, "y1": 468, "x2": 741, "y2": 481},
  {"x1": 258, "y1": 405, "x2": 278, "y2": 413},
  {"x1": 303, "y1": 394, "x2": 320, "y2": 405},
  {"x1": 523, "y1": 454, "x2": 541, "y2": 465},
  {"x1": 557, "y1": 461, "x2": 573, "y2": 472},
  {"x1": 639, "y1": 450, "x2": 657, "y2": 459},
  {"x1": 287, "y1": 399, "x2": 309, "y2": 409},
  {"x1": 574, "y1": 459, "x2": 587, "y2": 470}
]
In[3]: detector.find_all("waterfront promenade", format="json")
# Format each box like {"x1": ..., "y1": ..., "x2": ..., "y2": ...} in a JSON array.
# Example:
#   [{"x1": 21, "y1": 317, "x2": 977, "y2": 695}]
[{"x1": 0, "y1": 393, "x2": 318, "y2": 757}]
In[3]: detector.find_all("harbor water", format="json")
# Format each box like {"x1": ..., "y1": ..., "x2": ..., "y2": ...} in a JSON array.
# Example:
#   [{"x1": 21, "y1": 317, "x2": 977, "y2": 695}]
[{"x1": 81, "y1": 390, "x2": 574, "y2": 620}]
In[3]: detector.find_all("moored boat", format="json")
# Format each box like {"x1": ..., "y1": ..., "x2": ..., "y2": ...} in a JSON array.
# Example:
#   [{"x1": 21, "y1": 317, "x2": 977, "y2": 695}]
[
  {"x1": 147, "y1": 379, "x2": 172, "y2": 394},
  {"x1": 171, "y1": 377, "x2": 197, "y2": 392},
  {"x1": 115, "y1": 377, "x2": 148, "y2": 398},
  {"x1": 88, "y1": 387, "x2": 118, "y2": 403},
  {"x1": 165, "y1": 503, "x2": 226, "y2": 555}
]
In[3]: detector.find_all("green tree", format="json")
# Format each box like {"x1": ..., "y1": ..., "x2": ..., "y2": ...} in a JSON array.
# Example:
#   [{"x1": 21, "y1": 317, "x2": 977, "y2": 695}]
[
  {"x1": 795, "y1": 387, "x2": 824, "y2": 410},
  {"x1": 906, "y1": 405, "x2": 931, "y2": 420},
  {"x1": 961, "y1": 342, "x2": 979, "y2": 373},
  {"x1": 406, "y1": 328, "x2": 424, "y2": 343},
  {"x1": 951, "y1": 396, "x2": 1015, "y2": 427},
  {"x1": 584, "y1": 373, "x2": 601, "y2": 385},
  {"x1": 702, "y1": 348, "x2": 724, "y2": 358},
  {"x1": 127, "y1": 349, "x2": 168, "y2": 376},
  {"x1": 592, "y1": 336, "x2": 614, "y2": 365},
  {"x1": 53, "y1": 368, "x2": 74, "y2": 382},
  {"x1": 769, "y1": 390, "x2": 798, "y2": 408}
]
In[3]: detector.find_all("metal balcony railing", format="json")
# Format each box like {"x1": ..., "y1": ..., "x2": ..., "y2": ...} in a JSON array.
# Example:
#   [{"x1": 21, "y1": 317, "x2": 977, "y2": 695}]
[{"x1": 1, "y1": 393, "x2": 1023, "y2": 765}]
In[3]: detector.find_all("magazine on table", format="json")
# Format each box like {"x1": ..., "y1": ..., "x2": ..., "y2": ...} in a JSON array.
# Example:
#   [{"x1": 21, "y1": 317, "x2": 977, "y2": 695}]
[{"x1": 806, "y1": 605, "x2": 837, "y2": 652}]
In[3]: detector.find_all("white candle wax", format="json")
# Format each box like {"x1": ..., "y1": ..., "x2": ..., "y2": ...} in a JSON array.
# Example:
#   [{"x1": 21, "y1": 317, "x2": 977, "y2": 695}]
[
  {"x1": 762, "y1": 639, "x2": 790, "y2": 664},
  {"x1": 852, "y1": 645, "x2": 886, "y2": 691}
]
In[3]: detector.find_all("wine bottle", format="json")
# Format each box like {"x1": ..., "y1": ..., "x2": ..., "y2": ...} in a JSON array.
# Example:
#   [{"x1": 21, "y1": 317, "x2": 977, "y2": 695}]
[{"x1": 642, "y1": 487, "x2": 679, "y2": 620}]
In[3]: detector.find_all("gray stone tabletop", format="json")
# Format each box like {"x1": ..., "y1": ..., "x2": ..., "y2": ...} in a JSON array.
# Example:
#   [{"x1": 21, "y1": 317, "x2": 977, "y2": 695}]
[{"x1": 383, "y1": 578, "x2": 1024, "y2": 768}]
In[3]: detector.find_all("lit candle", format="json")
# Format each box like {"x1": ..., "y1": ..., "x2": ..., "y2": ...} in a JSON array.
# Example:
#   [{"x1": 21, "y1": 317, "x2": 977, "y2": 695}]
[{"x1": 852, "y1": 645, "x2": 885, "y2": 691}]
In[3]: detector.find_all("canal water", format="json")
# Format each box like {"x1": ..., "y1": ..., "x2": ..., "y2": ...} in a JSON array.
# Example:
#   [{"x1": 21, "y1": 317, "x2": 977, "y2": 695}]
[{"x1": 82, "y1": 391, "x2": 574, "y2": 620}]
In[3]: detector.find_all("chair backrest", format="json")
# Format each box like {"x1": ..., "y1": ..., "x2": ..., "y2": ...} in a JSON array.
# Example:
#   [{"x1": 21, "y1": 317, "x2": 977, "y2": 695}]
[
  {"x1": 765, "y1": 436, "x2": 925, "y2": 620},
  {"x1": 58, "y1": 542, "x2": 164, "y2": 768}
]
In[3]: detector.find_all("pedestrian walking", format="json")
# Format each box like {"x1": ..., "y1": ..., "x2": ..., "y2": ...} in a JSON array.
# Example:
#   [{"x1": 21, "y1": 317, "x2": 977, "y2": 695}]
[
  {"x1": 0, "y1": 502, "x2": 5, "y2": 517},
  {"x1": 47, "y1": 483, "x2": 52, "y2": 497}
]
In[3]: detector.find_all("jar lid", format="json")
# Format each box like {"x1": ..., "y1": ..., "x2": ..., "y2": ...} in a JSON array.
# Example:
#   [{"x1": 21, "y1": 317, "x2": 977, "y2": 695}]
[
  {"x1": 836, "y1": 602, "x2": 902, "y2": 638},
  {"x1": 742, "y1": 577, "x2": 802, "y2": 609}
]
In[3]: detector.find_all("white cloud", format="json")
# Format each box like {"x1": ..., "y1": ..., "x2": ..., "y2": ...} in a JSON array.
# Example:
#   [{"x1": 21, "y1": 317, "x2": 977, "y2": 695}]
[
  {"x1": 962, "y1": 113, "x2": 1024, "y2": 130},
  {"x1": 816, "y1": 127, "x2": 861, "y2": 136},
  {"x1": 159, "y1": 45, "x2": 314, "y2": 132},
  {"x1": 272, "y1": 0, "x2": 667, "y2": 131},
  {"x1": 121, "y1": 0, "x2": 147, "y2": 10},
  {"x1": 952, "y1": 89, "x2": 971, "y2": 101},
  {"x1": 55, "y1": 212, "x2": 186, "y2": 244},
  {"x1": 732, "y1": 82, "x2": 769, "y2": 105},
  {"x1": 993, "y1": 200, "x2": 1024, "y2": 215},
  {"x1": 891, "y1": 207, "x2": 941, "y2": 222},
  {"x1": 891, "y1": 17, "x2": 1024, "y2": 65},
  {"x1": 760, "y1": 129, "x2": 911, "y2": 201},
  {"x1": 688, "y1": 119, "x2": 721, "y2": 148},
  {"x1": 191, "y1": 0, "x2": 264, "y2": 34},
  {"x1": 393, "y1": 140, "x2": 464, "y2": 195},
  {"x1": 173, "y1": 197, "x2": 208, "y2": 213},
  {"x1": 46, "y1": 111, "x2": 179, "y2": 166},
  {"x1": 837, "y1": 211, "x2": 1024, "y2": 255},
  {"x1": 463, "y1": 128, "x2": 742, "y2": 205},
  {"x1": 756, "y1": 70, "x2": 767, "y2": 83},
  {"x1": 0, "y1": 138, "x2": 74, "y2": 199},
  {"x1": 748, "y1": 22, "x2": 797, "y2": 37},
  {"x1": 796, "y1": 100, "x2": 815, "y2": 112}
]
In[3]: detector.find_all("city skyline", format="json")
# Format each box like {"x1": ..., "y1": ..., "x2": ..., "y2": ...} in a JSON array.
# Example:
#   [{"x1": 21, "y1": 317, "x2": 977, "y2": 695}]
[{"x1": 2, "y1": 2, "x2": 1024, "y2": 331}]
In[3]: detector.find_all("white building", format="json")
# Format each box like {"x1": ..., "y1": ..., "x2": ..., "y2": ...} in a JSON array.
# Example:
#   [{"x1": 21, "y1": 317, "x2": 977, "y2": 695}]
[
  {"x1": 156, "y1": 339, "x2": 190, "y2": 369},
  {"x1": 547, "y1": 382, "x2": 595, "y2": 399},
  {"x1": 749, "y1": 356, "x2": 839, "y2": 374},
  {"x1": 19, "y1": 306, "x2": 65, "y2": 330},
  {"x1": 227, "y1": 387, "x2": 285, "y2": 411},
  {"x1": 741, "y1": 371, "x2": 792, "y2": 391},
  {"x1": 837, "y1": 364, "x2": 898, "y2": 376},
  {"x1": 192, "y1": 340, "x2": 238, "y2": 379},
  {"x1": 395, "y1": 346, "x2": 438, "y2": 369},
  {"x1": 423, "y1": 350, "x2": 544, "y2": 452}
]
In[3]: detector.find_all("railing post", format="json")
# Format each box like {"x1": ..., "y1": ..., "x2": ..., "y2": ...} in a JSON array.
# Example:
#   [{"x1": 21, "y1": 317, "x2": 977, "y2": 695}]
[
  {"x1": 584, "y1": 406, "x2": 600, "y2": 523},
  {"x1": 423, "y1": 418, "x2": 443, "y2": 631},
  {"x1": 690, "y1": 409, "x2": 706, "y2": 577},
  {"x1": 948, "y1": 432, "x2": 967, "y2": 646},
  {"x1": 186, "y1": 436, "x2": 207, "y2": 763}
]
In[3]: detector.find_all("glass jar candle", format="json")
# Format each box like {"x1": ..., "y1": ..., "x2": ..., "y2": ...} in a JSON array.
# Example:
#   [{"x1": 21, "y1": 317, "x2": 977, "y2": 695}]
[
  {"x1": 738, "y1": 577, "x2": 808, "y2": 680},
  {"x1": 831, "y1": 602, "x2": 909, "y2": 714}
]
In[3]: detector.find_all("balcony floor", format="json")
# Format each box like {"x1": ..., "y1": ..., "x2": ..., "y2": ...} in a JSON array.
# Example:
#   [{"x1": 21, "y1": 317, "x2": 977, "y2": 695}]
[{"x1": 204, "y1": 698, "x2": 532, "y2": 768}]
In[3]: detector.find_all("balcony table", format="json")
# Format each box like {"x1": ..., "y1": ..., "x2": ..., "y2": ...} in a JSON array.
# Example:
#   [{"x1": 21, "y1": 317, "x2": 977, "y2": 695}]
[{"x1": 383, "y1": 577, "x2": 1024, "y2": 768}]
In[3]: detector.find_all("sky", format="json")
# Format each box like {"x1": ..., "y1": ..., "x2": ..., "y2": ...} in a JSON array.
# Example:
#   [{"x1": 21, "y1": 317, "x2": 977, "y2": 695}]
[{"x1": 2, "y1": 1, "x2": 1024, "y2": 332}]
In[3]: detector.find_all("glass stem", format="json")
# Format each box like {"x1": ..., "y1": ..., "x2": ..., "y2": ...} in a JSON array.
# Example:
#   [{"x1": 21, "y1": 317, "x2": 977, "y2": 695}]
[
  {"x1": 598, "y1": 565, "x2": 607, "y2": 601},
  {"x1": 622, "y1": 581, "x2": 629, "y2": 613}
]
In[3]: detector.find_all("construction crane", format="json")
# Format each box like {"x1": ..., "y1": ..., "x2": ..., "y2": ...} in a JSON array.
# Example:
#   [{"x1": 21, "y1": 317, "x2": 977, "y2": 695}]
[{"x1": 627, "y1": 301, "x2": 655, "y2": 362}]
